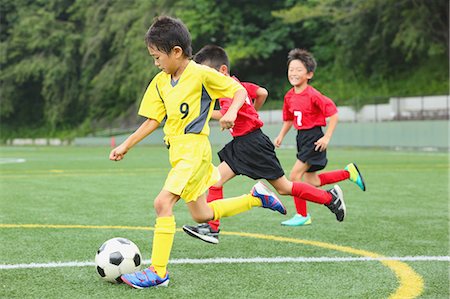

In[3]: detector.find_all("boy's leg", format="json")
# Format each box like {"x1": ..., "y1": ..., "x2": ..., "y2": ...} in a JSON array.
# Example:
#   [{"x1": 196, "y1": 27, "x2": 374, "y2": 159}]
[
  {"x1": 147, "y1": 190, "x2": 179, "y2": 276},
  {"x1": 314, "y1": 170, "x2": 349, "y2": 186},
  {"x1": 121, "y1": 190, "x2": 177, "y2": 289},
  {"x1": 183, "y1": 193, "x2": 219, "y2": 244},
  {"x1": 188, "y1": 192, "x2": 260, "y2": 221},
  {"x1": 311, "y1": 164, "x2": 366, "y2": 191},
  {"x1": 293, "y1": 198, "x2": 308, "y2": 217},
  {"x1": 183, "y1": 162, "x2": 237, "y2": 244},
  {"x1": 269, "y1": 176, "x2": 345, "y2": 222},
  {"x1": 283, "y1": 161, "x2": 312, "y2": 225},
  {"x1": 269, "y1": 176, "x2": 311, "y2": 225},
  {"x1": 207, "y1": 162, "x2": 237, "y2": 230},
  {"x1": 187, "y1": 183, "x2": 286, "y2": 223},
  {"x1": 291, "y1": 182, "x2": 346, "y2": 221},
  {"x1": 185, "y1": 190, "x2": 264, "y2": 244},
  {"x1": 183, "y1": 189, "x2": 222, "y2": 244}
]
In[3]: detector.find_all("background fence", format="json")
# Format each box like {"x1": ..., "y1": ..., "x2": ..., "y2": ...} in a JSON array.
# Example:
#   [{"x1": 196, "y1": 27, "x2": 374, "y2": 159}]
[
  {"x1": 258, "y1": 95, "x2": 450, "y2": 124},
  {"x1": 7, "y1": 95, "x2": 450, "y2": 150}
]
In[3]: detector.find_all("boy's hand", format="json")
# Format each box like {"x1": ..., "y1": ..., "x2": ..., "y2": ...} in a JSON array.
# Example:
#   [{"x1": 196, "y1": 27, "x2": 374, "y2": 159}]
[
  {"x1": 314, "y1": 136, "x2": 330, "y2": 152},
  {"x1": 109, "y1": 144, "x2": 128, "y2": 161},
  {"x1": 274, "y1": 136, "x2": 283, "y2": 148},
  {"x1": 219, "y1": 110, "x2": 237, "y2": 130}
]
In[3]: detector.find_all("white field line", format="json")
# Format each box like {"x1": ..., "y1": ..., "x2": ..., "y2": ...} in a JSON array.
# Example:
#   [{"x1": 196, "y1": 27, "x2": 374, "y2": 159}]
[
  {"x1": 0, "y1": 158, "x2": 26, "y2": 164},
  {"x1": 1, "y1": 256, "x2": 449, "y2": 270}
]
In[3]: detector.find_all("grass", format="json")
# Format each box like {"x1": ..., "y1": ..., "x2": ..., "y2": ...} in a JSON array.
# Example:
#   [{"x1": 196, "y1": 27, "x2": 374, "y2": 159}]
[{"x1": 0, "y1": 145, "x2": 448, "y2": 298}]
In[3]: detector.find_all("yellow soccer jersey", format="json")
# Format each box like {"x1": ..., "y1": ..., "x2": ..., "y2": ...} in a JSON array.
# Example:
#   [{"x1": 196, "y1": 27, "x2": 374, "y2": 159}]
[{"x1": 138, "y1": 60, "x2": 244, "y2": 138}]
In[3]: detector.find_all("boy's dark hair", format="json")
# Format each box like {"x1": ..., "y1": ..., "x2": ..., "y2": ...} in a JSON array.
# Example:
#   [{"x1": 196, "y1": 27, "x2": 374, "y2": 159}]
[
  {"x1": 145, "y1": 16, "x2": 192, "y2": 57},
  {"x1": 193, "y1": 45, "x2": 230, "y2": 71},
  {"x1": 287, "y1": 48, "x2": 317, "y2": 73}
]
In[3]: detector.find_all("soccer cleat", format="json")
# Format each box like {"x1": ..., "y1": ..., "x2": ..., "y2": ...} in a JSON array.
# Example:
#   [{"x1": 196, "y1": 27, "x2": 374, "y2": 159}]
[
  {"x1": 345, "y1": 163, "x2": 366, "y2": 191},
  {"x1": 182, "y1": 223, "x2": 220, "y2": 244},
  {"x1": 251, "y1": 181, "x2": 287, "y2": 215},
  {"x1": 281, "y1": 213, "x2": 312, "y2": 226},
  {"x1": 325, "y1": 185, "x2": 346, "y2": 222},
  {"x1": 121, "y1": 266, "x2": 169, "y2": 289}
]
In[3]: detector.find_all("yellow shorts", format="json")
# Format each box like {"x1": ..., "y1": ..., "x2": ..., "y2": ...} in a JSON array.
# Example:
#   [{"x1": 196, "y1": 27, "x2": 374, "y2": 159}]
[{"x1": 163, "y1": 134, "x2": 220, "y2": 202}]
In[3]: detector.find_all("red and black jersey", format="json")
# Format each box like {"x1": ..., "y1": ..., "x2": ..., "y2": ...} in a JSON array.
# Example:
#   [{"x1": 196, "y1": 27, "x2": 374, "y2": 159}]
[
  {"x1": 218, "y1": 76, "x2": 263, "y2": 137},
  {"x1": 282, "y1": 85, "x2": 337, "y2": 130}
]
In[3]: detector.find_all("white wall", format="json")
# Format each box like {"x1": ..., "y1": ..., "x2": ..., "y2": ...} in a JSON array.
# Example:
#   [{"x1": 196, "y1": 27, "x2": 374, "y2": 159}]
[{"x1": 262, "y1": 95, "x2": 450, "y2": 123}]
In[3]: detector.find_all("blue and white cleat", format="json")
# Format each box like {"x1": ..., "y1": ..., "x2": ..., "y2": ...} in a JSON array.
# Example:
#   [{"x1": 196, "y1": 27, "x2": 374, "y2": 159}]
[
  {"x1": 251, "y1": 181, "x2": 287, "y2": 215},
  {"x1": 345, "y1": 163, "x2": 366, "y2": 191},
  {"x1": 281, "y1": 213, "x2": 312, "y2": 226},
  {"x1": 121, "y1": 266, "x2": 169, "y2": 289}
]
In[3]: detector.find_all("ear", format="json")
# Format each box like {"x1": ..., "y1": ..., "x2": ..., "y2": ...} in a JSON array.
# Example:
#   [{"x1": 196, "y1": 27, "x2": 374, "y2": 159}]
[
  {"x1": 171, "y1": 46, "x2": 184, "y2": 58},
  {"x1": 219, "y1": 65, "x2": 228, "y2": 75},
  {"x1": 307, "y1": 72, "x2": 314, "y2": 80}
]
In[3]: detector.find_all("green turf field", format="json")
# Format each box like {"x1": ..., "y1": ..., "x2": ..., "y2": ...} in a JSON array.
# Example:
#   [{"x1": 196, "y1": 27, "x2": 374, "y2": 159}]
[{"x1": 0, "y1": 146, "x2": 448, "y2": 298}]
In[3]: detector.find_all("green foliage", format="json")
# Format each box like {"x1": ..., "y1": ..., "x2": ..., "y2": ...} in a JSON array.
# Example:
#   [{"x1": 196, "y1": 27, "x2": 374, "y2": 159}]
[
  {"x1": 1, "y1": 0, "x2": 448, "y2": 137},
  {"x1": 272, "y1": 0, "x2": 449, "y2": 104}
]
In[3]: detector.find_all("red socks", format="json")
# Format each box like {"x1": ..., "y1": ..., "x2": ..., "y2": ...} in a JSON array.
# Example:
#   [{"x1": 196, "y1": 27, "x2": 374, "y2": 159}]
[
  {"x1": 293, "y1": 197, "x2": 308, "y2": 216},
  {"x1": 290, "y1": 170, "x2": 349, "y2": 215},
  {"x1": 318, "y1": 170, "x2": 349, "y2": 186},
  {"x1": 207, "y1": 186, "x2": 223, "y2": 231},
  {"x1": 292, "y1": 182, "x2": 332, "y2": 205}
]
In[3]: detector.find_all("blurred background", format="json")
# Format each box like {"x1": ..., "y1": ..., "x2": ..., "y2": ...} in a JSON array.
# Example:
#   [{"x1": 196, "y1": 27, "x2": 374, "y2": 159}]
[{"x1": 1, "y1": 0, "x2": 449, "y2": 146}]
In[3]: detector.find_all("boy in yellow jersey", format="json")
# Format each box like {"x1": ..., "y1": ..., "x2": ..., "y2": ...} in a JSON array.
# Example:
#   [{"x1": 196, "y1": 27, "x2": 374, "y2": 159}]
[{"x1": 109, "y1": 16, "x2": 287, "y2": 289}]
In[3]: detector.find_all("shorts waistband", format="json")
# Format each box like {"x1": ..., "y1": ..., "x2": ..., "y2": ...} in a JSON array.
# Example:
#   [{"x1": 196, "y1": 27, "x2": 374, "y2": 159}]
[
  {"x1": 234, "y1": 128, "x2": 262, "y2": 139},
  {"x1": 297, "y1": 126, "x2": 323, "y2": 135}
]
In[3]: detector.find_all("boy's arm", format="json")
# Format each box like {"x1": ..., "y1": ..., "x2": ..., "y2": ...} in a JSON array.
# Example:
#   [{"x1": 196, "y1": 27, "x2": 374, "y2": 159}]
[
  {"x1": 314, "y1": 113, "x2": 338, "y2": 152},
  {"x1": 274, "y1": 120, "x2": 293, "y2": 148},
  {"x1": 211, "y1": 110, "x2": 223, "y2": 120},
  {"x1": 219, "y1": 88, "x2": 247, "y2": 130},
  {"x1": 109, "y1": 118, "x2": 160, "y2": 161},
  {"x1": 253, "y1": 87, "x2": 268, "y2": 111}
]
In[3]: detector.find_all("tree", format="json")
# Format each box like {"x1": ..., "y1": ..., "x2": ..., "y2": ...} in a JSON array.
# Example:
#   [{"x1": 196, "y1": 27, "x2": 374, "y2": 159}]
[
  {"x1": 1, "y1": 0, "x2": 81, "y2": 132},
  {"x1": 1, "y1": 0, "x2": 448, "y2": 138},
  {"x1": 273, "y1": 0, "x2": 449, "y2": 102}
]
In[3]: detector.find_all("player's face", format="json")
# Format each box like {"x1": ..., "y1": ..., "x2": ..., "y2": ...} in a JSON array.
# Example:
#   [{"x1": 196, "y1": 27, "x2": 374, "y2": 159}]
[
  {"x1": 147, "y1": 46, "x2": 175, "y2": 74},
  {"x1": 288, "y1": 60, "x2": 313, "y2": 87}
]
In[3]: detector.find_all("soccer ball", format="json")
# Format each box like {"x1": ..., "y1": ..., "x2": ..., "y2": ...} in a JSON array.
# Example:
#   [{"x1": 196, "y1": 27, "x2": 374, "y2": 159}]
[{"x1": 95, "y1": 237, "x2": 142, "y2": 283}]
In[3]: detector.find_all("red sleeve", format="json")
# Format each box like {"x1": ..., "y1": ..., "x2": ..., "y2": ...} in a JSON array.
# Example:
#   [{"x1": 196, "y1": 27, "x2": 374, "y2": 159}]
[
  {"x1": 219, "y1": 98, "x2": 231, "y2": 116},
  {"x1": 314, "y1": 94, "x2": 337, "y2": 117},
  {"x1": 282, "y1": 93, "x2": 294, "y2": 121},
  {"x1": 241, "y1": 82, "x2": 259, "y2": 100}
]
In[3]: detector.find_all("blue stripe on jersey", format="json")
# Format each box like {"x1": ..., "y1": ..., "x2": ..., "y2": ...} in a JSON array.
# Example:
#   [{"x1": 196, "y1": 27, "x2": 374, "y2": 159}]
[
  {"x1": 156, "y1": 84, "x2": 167, "y2": 124},
  {"x1": 185, "y1": 85, "x2": 212, "y2": 134},
  {"x1": 155, "y1": 84, "x2": 164, "y2": 102}
]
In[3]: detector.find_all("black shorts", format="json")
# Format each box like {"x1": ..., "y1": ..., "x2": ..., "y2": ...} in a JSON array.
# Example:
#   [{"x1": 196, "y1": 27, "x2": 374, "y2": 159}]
[
  {"x1": 296, "y1": 127, "x2": 328, "y2": 172},
  {"x1": 218, "y1": 129, "x2": 285, "y2": 180}
]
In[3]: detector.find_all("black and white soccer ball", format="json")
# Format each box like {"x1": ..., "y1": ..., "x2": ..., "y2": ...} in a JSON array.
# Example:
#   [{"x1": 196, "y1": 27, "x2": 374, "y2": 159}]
[{"x1": 95, "y1": 237, "x2": 142, "y2": 283}]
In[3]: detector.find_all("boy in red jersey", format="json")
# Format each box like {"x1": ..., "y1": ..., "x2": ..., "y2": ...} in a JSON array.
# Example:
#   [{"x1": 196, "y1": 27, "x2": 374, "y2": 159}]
[
  {"x1": 274, "y1": 48, "x2": 366, "y2": 227},
  {"x1": 183, "y1": 45, "x2": 347, "y2": 244}
]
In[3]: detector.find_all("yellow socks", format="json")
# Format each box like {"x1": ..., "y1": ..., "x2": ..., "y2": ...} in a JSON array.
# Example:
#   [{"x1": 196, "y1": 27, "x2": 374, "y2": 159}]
[
  {"x1": 208, "y1": 194, "x2": 261, "y2": 220},
  {"x1": 150, "y1": 194, "x2": 262, "y2": 276},
  {"x1": 150, "y1": 215, "x2": 176, "y2": 277}
]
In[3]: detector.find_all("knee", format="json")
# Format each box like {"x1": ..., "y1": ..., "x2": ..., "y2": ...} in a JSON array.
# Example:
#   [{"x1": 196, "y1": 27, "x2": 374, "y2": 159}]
[
  {"x1": 290, "y1": 172, "x2": 302, "y2": 182},
  {"x1": 303, "y1": 177, "x2": 314, "y2": 184},
  {"x1": 153, "y1": 198, "x2": 170, "y2": 216},
  {"x1": 271, "y1": 179, "x2": 293, "y2": 196}
]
